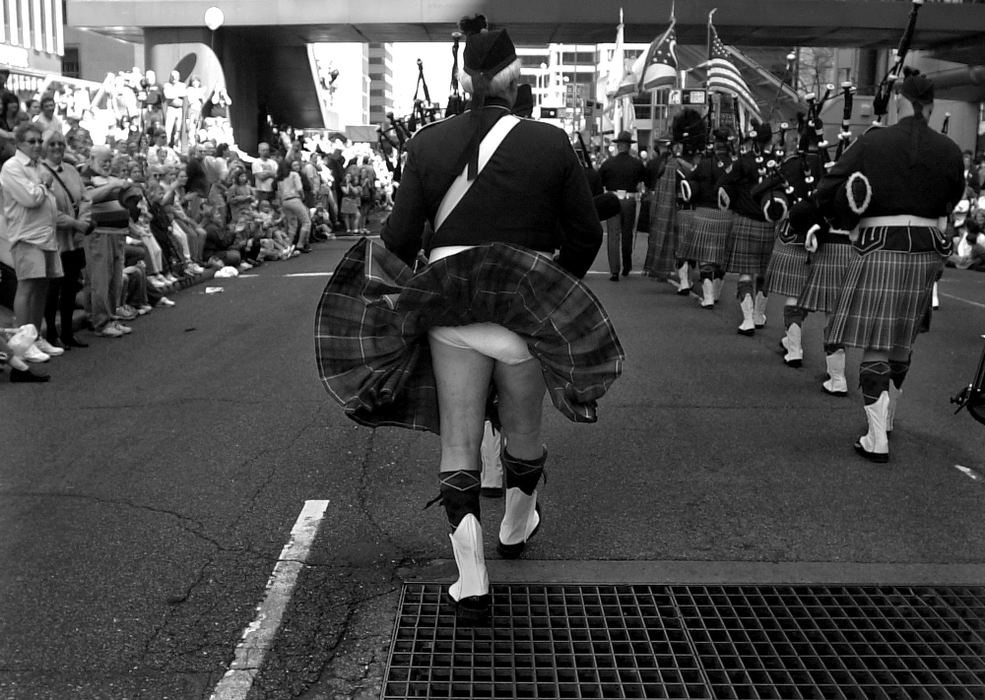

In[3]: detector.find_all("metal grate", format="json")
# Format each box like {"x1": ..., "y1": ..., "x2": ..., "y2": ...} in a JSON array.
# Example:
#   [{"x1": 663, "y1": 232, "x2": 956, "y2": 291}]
[{"x1": 383, "y1": 584, "x2": 985, "y2": 699}]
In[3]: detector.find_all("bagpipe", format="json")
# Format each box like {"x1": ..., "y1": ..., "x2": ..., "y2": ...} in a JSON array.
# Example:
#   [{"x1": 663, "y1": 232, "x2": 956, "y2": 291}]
[
  {"x1": 951, "y1": 335, "x2": 985, "y2": 426},
  {"x1": 872, "y1": 0, "x2": 925, "y2": 127}
]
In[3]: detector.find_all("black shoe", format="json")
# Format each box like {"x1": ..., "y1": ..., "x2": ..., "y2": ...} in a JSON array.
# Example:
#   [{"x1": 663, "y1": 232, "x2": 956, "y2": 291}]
[
  {"x1": 609, "y1": 274, "x2": 619, "y2": 281},
  {"x1": 448, "y1": 592, "x2": 491, "y2": 626},
  {"x1": 299, "y1": 247, "x2": 312, "y2": 254},
  {"x1": 676, "y1": 286, "x2": 692, "y2": 296},
  {"x1": 737, "y1": 328, "x2": 755, "y2": 337},
  {"x1": 497, "y1": 503, "x2": 542, "y2": 559},
  {"x1": 783, "y1": 358, "x2": 802, "y2": 369},
  {"x1": 10, "y1": 367, "x2": 50, "y2": 383},
  {"x1": 853, "y1": 440, "x2": 889, "y2": 463},
  {"x1": 621, "y1": 267, "x2": 631, "y2": 277},
  {"x1": 821, "y1": 384, "x2": 848, "y2": 397},
  {"x1": 63, "y1": 337, "x2": 89, "y2": 349}
]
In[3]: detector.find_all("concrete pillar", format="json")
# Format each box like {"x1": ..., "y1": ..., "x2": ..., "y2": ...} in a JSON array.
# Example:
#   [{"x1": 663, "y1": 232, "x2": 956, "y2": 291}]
[{"x1": 143, "y1": 26, "x2": 259, "y2": 152}]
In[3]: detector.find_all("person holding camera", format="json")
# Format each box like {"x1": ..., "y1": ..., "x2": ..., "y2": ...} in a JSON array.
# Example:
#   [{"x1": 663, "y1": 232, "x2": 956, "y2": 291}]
[{"x1": 41, "y1": 131, "x2": 92, "y2": 349}]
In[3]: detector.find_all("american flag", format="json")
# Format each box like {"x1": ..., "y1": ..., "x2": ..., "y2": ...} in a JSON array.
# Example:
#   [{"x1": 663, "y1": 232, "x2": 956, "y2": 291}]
[
  {"x1": 638, "y1": 23, "x2": 678, "y2": 91},
  {"x1": 704, "y1": 24, "x2": 761, "y2": 119}
]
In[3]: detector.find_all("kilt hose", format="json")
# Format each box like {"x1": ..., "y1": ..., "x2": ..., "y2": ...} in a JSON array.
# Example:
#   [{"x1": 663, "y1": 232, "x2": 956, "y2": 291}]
[
  {"x1": 726, "y1": 214, "x2": 776, "y2": 276},
  {"x1": 682, "y1": 207, "x2": 731, "y2": 265},
  {"x1": 764, "y1": 235, "x2": 811, "y2": 298},
  {"x1": 823, "y1": 243, "x2": 944, "y2": 353},
  {"x1": 799, "y1": 240, "x2": 856, "y2": 314},
  {"x1": 315, "y1": 238, "x2": 624, "y2": 433}
]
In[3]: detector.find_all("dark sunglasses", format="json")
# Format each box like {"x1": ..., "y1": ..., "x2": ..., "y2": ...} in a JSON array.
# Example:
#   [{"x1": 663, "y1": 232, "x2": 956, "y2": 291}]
[{"x1": 23, "y1": 138, "x2": 42, "y2": 144}]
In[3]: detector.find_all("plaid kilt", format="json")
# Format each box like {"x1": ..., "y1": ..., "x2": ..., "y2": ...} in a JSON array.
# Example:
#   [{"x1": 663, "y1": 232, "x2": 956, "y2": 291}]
[
  {"x1": 643, "y1": 171, "x2": 679, "y2": 277},
  {"x1": 726, "y1": 214, "x2": 776, "y2": 275},
  {"x1": 798, "y1": 240, "x2": 855, "y2": 313},
  {"x1": 675, "y1": 209, "x2": 695, "y2": 260},
  {"x1": 315, "y1": 238, "x2": 624, "y2": 433},
  {"x1": 763, "y1": 235, "x2": 810, "y2": 298},
  {"x1": 823, "y1": 243, "x2": 944, "y2": 352},
  {"x1": 682, "y1": 207, "x2": 731, "y2": 265}
]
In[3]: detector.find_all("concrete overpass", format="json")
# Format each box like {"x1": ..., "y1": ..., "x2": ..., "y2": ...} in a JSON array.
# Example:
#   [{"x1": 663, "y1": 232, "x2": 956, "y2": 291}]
[{"x1": 67, "y1": 0, "x2": 985, "y2": 149}]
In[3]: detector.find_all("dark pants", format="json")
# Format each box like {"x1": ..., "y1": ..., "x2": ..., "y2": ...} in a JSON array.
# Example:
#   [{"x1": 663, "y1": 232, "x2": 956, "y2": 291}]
[
  {"x1": 606, "y1": 197, "x2": 637, "y2": 275},
  {"x1": 44, "y1": 248, "x2": 86, "y2": 342}
]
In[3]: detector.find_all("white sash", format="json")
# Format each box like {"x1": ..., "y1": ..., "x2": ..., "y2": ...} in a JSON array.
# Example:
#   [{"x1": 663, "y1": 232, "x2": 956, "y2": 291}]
[{"x1": 434, "y1": 114, "x2": 521, "y2": 232}]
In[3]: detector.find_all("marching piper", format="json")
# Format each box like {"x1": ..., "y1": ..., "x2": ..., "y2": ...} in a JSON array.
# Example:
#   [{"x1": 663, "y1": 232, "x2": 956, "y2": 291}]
[
  {"x1": 720, "y1": 121, "x2": 776, "y2": 335},
  {"x1": 816, "y1": 68, "x2": 963, "y2": 462},
  {"x1": 684, "y1": 127, "x2": 733, "y2": 308}
]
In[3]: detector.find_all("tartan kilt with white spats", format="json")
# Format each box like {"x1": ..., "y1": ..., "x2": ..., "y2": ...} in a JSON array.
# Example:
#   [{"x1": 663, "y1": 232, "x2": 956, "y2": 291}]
[
  {"x1": 764, "y1": 232, "x2": 810, "y2": 298},
  {"x1": 726, "y1": 214, "x2": 776, "y2": 276},
  {"x1": 315, "y1": 238, "x2": 625, "y2": 433},
  {"x1": 682, "y1": 207, "x2": 731, "y2": 265},
  {"x1": 823, "y1": 226, "x2": 947, "y2": 352},
  {"x1": 798, "y1": 239, "x2": 855, "y2": 313}
]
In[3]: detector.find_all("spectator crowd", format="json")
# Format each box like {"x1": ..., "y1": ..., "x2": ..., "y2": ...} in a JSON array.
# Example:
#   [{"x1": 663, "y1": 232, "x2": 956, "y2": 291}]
[{"x1": 0, "y1": 65, "x2": 396, "y2": 383}]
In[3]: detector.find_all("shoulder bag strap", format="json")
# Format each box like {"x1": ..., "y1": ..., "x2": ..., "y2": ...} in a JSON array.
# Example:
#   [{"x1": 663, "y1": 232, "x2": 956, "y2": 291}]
[{"x1": 434, "y1": 114, "x2": 520, "y2": 232}]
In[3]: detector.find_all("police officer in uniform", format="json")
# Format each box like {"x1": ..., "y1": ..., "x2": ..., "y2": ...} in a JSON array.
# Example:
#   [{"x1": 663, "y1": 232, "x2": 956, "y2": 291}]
[
  {"x1": 599, "y1": 131, "x2": 646, "y2": 280},
  {"x1": 816, "y1": 69, "x2": 963, "y2": 463}
]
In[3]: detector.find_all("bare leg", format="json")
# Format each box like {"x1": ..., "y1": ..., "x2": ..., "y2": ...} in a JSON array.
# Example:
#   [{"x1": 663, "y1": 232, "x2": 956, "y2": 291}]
[
  {"x1": 429, "y1": 337, "x2": 495, "y2": 473},
  {"x1": 493, "y1": 358, "x2": 547, "y2": 460}
]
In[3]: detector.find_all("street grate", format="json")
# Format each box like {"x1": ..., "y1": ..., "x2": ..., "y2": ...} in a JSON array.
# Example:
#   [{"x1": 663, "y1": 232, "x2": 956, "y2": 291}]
[{"x1": 383, "y1": 583, "x2": 985, "y2": 699}]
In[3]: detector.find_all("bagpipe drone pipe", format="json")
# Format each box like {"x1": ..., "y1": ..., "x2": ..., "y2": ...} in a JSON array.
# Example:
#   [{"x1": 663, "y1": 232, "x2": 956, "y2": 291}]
[{"x1": 952, "y1": 335, "x2": 985, "y2": 427}]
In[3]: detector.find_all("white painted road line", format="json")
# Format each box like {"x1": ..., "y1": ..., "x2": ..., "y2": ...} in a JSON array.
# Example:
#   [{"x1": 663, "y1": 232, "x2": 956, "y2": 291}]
[
  {"x1": 283, "y1": 272, "x2": 334, "y2": 278},
  {"x1": 954, "y1": 464, "x2": 983, "y2": 482},
  {"x1": 210, "y1": 500, "x2": 330, "y2": 700},
  {"x1": 940, "y1": 292, "x2": 985, "y2": 310}
]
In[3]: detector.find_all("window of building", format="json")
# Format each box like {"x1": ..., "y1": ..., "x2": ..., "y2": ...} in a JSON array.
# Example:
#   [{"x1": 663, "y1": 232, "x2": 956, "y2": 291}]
[
  {"x1": 61, "y1": 46, "x2": 80, "y2": 78},
  {"x1": 560, "y1": 51, "x2": 596, "y2": 65}
]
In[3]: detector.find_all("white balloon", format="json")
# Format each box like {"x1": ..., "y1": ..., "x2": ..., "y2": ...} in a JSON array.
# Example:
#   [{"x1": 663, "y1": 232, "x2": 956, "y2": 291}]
[{"x1": 204, "y1": 6, "x2": 224, "y2": 31}]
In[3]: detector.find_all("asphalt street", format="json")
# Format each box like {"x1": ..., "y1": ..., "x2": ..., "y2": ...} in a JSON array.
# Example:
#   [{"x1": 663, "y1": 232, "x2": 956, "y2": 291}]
[{"x1": 1, "y1": 230, "x2": 983, "y2": 700}]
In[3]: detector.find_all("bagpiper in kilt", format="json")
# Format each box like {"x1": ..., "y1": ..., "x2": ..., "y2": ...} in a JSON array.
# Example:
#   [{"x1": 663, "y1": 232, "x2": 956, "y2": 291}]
[
  {"x1": 757, "y1": 122, "x2": 832, "y2": 367},
  {"x1": 644, "y1": 109, "x2": 706, "y2": 296},
  {"x1": 684, "y1": 128, "x2": 733, "y2": 308},
  {"x1": 316, "y1": 27, "x2": 623, "y2": 624},
  {"x1": 720, "y1": 121, "x2": 777, "y2": 335},
  {"x1": 816, "y1": 68, "x2": 964, "y2": 463}
]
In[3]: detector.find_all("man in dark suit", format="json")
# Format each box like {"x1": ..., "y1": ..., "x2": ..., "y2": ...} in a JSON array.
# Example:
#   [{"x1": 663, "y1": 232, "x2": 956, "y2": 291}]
[{"x1": 598, "y1": 131, "x2": 645, "y2": 280}]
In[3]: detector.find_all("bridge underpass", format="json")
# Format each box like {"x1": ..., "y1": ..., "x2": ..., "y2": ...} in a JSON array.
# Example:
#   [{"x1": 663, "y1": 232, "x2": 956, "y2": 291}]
[{"x1": 66, "y1": 0, "x2": 985, "y2": 148}]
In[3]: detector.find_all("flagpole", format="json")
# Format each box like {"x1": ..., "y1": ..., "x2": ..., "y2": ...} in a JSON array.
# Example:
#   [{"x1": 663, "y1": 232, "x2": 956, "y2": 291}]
[{"x1": 706, "y1": 8, "x2": 717, "y2": 135}]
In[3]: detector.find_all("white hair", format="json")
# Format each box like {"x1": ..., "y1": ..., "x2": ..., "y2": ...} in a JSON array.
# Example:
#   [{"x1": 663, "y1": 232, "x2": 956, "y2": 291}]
[{"x1": 460, "y1": 58, "x2": 522, "y2": 100}]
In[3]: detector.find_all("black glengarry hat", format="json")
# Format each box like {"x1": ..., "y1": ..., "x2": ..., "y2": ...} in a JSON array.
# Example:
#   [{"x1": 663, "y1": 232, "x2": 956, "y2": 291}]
[{"x1": 464, "y1": 29, "x2": 517, "y2": 81}]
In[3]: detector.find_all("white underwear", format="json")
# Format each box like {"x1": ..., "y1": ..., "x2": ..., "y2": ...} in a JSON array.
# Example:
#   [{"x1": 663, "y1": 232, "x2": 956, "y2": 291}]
[{"x1": 427, "y1": 246, "x2": 534, "y2": 365}]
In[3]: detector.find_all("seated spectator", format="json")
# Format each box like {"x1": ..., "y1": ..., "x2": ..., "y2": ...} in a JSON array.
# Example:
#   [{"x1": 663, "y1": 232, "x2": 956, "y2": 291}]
[
  {"x1": 202, "y1": 204, "x2": 241, "y2": 268},
  {"x1": 225, "y1": 167, "x2": 254, "y2": 225}
]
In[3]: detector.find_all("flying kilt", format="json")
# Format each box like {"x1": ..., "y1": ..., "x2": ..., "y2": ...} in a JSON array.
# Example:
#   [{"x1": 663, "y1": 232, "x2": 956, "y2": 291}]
[
  {"x1": 763, "y1": 223, "x2": 811, "y2": 298},
  {"x1": 823, "y1": 226, "x2": 947, "y2": 352},
  {"x1": 314, "y1": 237, "x2": 625, "y2": 433},
  {"x1": 726, "y1": 214, "x2": 775, "y2": 276},
  {"x1": 643, "y1": 170, "x2": 679, "y2": 277},
  {"x1": 682, "y1": 206, "x2": 731, "y2": 265},
  {"x1": 798, "y1": 238, "x2": 855, "y2": 313}
]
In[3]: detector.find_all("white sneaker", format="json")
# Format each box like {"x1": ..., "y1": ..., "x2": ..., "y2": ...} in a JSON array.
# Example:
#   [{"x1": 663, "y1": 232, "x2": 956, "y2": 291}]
[
  {"x1": 136, "y1": 304, "x2": 153, "y2": 315},
  {"x1": 156, "y1": 296, "x2": 175, "y2": 307},
  {"x1": 164, "y1": 274, "x2": 179, "y2": 284},
  {"x1": 34, "y1": 338, "x2": 65, "y2": 357},
  {"x1": 113, "y1": 321, "x2": 133, "y2": 335},
  {"x1": 96, "y1": 324, "x2": 124, "y2": 338},
  {"x1": 24, "y1": 344, "x2": 51, "y2": 362}
]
